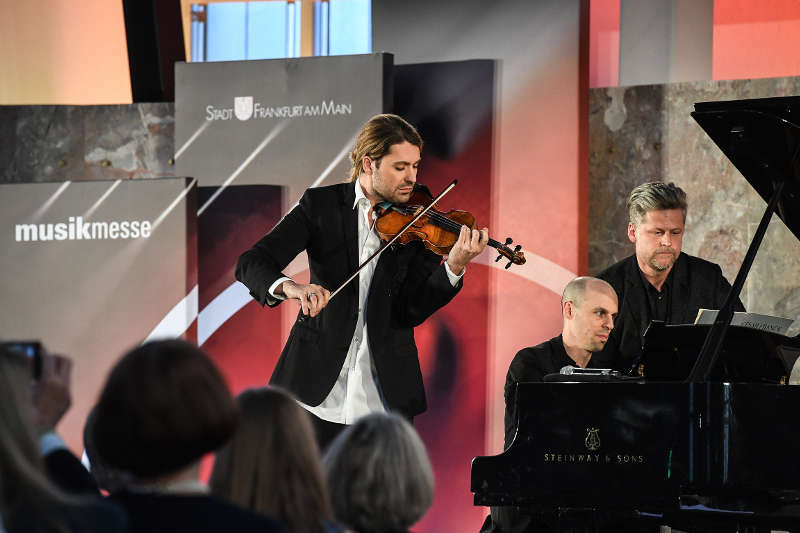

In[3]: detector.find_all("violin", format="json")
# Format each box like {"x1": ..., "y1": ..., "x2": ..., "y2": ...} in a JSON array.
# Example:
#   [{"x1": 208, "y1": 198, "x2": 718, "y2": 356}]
[
  {"x1": 301, "y1": 180, "x2": 525, "y2": 317},
  {"x1": 373, "y1": 184, "x2": 526, "y2": 269}
]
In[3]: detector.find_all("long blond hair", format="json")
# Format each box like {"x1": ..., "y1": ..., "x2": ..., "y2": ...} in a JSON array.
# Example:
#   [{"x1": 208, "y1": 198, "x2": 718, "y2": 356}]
[
  {"x1": 0, "y1": 348, "x2": 72, "y2": 532},
  {"x1": 348, "y1": 114, "x2": 423, "y2": 182}
]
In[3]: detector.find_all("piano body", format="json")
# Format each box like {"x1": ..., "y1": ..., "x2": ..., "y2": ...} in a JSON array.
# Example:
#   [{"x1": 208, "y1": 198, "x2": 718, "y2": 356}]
[{"x1": 471, "y1": 96, "x2": 800, "y2": 530}]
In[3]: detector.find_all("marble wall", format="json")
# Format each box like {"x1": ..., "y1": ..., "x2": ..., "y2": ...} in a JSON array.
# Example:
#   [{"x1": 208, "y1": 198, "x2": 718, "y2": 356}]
[
  {"x1": 589, "y1": 77, "x2": 800, "y2": 335},
  {"x1": 0, "y1": 104, "x2": 175, "y2": 183},
  {"x1": 3, "y1": 85, "x2": 798, "y2": 333}
]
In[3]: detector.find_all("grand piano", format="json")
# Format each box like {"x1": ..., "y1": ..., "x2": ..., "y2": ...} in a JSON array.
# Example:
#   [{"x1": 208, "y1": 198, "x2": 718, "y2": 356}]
[{"x1": 471, "y1": 96, "x2": 800, "y2": 531}]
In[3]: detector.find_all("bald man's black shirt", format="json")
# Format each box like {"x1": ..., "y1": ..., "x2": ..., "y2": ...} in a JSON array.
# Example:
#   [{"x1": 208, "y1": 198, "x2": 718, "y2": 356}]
[{"x1": 504, "y1": 335, "x2": 599, "y2": 450}]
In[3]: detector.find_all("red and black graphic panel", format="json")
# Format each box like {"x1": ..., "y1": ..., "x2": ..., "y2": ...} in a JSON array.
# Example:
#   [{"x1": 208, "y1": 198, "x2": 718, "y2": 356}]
[
  {"x1": 394, "y1": 59, "x2": 495, "y2": 533},
  {"x1": 197, "y1": 184, "x2": 284, "y2": 394}
]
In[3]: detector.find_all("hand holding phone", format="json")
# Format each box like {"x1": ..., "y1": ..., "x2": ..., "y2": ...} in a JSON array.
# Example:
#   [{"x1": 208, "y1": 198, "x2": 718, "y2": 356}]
[
  {"x1": 33, "y1": 351, "x2": 73, "y2": 434},
  {"x1": 1, "y1": 340, "x2": 42, "y2": 380}
]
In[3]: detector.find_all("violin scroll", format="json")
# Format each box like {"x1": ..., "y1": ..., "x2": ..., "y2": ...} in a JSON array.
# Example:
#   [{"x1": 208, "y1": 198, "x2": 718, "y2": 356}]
[{"x1": 494, "y1": 237, "x2": 526, "y2": 269}]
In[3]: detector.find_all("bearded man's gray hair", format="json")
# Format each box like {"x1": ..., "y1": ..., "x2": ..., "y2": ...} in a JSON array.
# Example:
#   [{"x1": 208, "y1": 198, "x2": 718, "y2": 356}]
[{"x1": 627, "y1": 182, "x2": 687, "y2": 227}]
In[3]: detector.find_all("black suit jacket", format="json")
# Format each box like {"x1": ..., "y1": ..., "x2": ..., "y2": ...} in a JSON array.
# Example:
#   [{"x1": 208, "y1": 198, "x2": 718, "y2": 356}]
[
  {"x1": 8, "y1": 500, "x2": 128, "y2": 533},
  {"x1": 9, "y1": 449, "x2": 125, "y2": 533},
  {"x1": 44, "y1": 448, "x2": 100, "y2": 495},
  {"x1": 109, "y1": 492, "x2": 282, "y2": 533},
  {"x1": 235, "y1": 182, "x2": 462, "y2": 418},
  {"x1": 595, "y1": 252, "x2": 743, "y2": 372}
]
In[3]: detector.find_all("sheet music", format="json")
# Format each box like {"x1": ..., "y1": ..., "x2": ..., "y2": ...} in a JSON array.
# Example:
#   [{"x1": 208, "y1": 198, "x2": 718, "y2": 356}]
[{"x1": 694, "y1": 308, "x2": 794, "y2": 336}]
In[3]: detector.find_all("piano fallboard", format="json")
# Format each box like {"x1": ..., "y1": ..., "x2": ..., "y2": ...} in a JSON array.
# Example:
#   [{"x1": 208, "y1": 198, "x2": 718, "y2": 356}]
[{"x1": 471, "y1": 382, "x2": 800, "y2": 513}]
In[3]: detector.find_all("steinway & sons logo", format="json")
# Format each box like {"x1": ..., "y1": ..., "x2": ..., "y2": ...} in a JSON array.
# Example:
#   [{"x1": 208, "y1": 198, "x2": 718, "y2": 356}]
[
  {"x1": 542, "y1": 426, "x2": 644, "y2": 465},
  {"x1": 585, "y1": 427, "x2": 601, "y2": 451}
]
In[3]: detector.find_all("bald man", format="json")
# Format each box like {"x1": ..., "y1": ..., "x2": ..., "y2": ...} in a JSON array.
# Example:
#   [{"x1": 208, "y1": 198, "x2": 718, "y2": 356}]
[
  {"x1": 503, "y1": 276, "x2": 618, "y2": 450},
  {"x1": 480, "y1": 277, "x2": 620, "y2": 533}
]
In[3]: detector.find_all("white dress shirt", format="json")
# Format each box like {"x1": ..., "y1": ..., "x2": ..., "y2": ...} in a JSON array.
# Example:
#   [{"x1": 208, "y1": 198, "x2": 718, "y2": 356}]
[{"x1": 269, "y1": 180, "x2": 463, "y2": 424}]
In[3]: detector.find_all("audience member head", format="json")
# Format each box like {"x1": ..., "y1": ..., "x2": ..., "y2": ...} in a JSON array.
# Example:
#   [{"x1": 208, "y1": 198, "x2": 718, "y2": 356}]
[
  {"x1": 83, "y1": 406, "x2": 130, "y2": 493},
  {"x1": 92, "y1": 339, "x2": 238, "y2": 481},
  {"x1": 0, "y1": 346, "x2": 70, "y2": 530},
  {"x1": 627, "y1": 182, "x2": 687, "y2": 274},
  {"x1": 349, "y1": 113, "x2": 423, "y2": 182},
  {"x1": 561, "y1": 277, "x2": 618, "y2": 354},
  {"x1": 323, "y1": 412, "x2": 434, "y2": 533},
  {"x1": 210, "y1": 386, "x2": 333, "y2": 533}
]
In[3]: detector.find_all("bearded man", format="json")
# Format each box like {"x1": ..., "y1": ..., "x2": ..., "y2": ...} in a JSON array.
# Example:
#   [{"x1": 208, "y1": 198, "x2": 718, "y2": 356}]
[
  {"x1": 595, "y1": 181, "x2": 744, "y2": 373},
  {"x1": 235, "y1": 114, "x2": 487, "y2": 449}
]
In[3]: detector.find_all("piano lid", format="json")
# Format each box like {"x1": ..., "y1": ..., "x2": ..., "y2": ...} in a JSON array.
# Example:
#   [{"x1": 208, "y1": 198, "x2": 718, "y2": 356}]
[{"x1": 691, "y1": 96, "x2": 800, "y2": 240}]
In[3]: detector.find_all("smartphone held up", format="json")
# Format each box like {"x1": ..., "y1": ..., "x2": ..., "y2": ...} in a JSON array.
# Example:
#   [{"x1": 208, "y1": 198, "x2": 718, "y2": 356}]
[{"x1": 1, "y1": 340, "x2": 43, "y2": 380}]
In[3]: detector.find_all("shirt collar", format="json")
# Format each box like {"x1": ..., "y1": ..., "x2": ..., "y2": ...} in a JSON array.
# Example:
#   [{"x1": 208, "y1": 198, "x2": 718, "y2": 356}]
[
  {"x1": 639, "y1": 263, "x2": 674, "y2": 294},
  {"x1": 353, "y1": 178, "x2": 369, "y2": 210}
]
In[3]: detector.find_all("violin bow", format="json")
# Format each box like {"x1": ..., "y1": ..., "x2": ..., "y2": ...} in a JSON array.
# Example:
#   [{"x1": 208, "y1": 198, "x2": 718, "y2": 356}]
[{"x1": 327, "y1": 179, "x2": 458, "y2": 302}]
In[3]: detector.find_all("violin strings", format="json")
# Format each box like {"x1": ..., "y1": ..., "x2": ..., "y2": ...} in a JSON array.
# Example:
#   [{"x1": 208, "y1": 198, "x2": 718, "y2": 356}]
[
  {"x1": 401, "y1": 206, "x2": 481, "y2": 240},
  {"x1": 397, "y1": 206, "x2": 503, "y2": 249}
]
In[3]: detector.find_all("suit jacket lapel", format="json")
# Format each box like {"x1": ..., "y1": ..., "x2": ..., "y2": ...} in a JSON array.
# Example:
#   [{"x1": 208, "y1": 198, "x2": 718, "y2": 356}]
[
  {"x1": 370, "y1": 242, "x2": 398, "y2": 290},
  {"x1": 624, "y1": 255, "x2": 651, "y2": 336},
  {"x1": 670, "y1": 253, "x2": 692, "y2": 323},
  {"x1": 339, "y1": 183, "x2": 359, "y2": 289}
]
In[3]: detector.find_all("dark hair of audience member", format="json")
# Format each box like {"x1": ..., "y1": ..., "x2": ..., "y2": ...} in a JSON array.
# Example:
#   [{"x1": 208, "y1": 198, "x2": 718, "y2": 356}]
[
  {"x1": 83, "y1": 406, "x2": 130, "y2": 493},
  {"x1": 0, "y1": 347, "x2": 71, "y2": 532},
  {"x1": 210, "y1": 387, "x2": 334, "y2": 533},
  {"x1": 323, "y1": 412, "x2": 434, "y2": 533},
  {"x1": 92, "y1": 339, "x2": 239, "y2": 479}
]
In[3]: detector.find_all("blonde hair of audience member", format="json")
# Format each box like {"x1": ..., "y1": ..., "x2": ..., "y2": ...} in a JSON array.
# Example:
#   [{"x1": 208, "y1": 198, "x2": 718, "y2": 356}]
[
  {"x1": 0, "y1": 347, "x2": 70, "y2": 532},
  {"x1": 323, "y1": 413, "x2": 434, "y2": 533},
  {"x1": 210, "y1": 387, "x2": 334, "y2": 533}
]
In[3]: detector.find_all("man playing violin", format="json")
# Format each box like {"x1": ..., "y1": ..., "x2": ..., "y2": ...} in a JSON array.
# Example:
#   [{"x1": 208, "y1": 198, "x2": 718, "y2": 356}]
[{"x1": 235, "y1": 113, "x2": 488, "y2": 449}]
